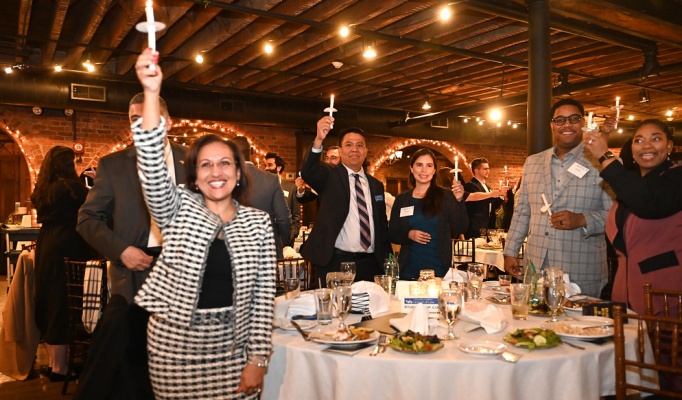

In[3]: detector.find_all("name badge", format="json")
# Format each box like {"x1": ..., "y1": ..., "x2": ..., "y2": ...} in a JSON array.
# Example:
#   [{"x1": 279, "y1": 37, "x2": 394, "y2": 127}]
[
  {"x1": 283, "y1": 190, "x2": 290, "y2": 198},
  {"x1": 400, "y1": 206, "x2": 414, "y2": 217},
  {"x1": 567, "y1": 162, "x2": 589, "y2": 178},
  {"x1": 375, "y1": 194, "x2": 384, "y2": 202}
]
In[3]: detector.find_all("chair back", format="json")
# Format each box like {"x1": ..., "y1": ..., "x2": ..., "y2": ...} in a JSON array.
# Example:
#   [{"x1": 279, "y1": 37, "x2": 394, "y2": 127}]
[
  {"x1": 62, "y1": 258, "x2": 108, "y2": 395},
  {"x1": 276, "y1": 258, "x2": 311, "y2": 293},
  {"x1": 644, "y1": 283, "x2": 682, "y2": 320},
  {"x1": 452, "y1": 238, "x2": 475, "y2": 270},
  {"x1": 614, "y1": 305, "x2": 682, "y2": 399}
]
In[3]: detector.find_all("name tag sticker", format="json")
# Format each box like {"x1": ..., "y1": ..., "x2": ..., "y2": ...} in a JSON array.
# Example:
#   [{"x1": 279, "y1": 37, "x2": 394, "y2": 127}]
[
  {"x1": 567, "y1": 162, "x2": 589, "y2": 178},
  {"x1": 375, "y1": 194, "x2": 384, "y2": 202},
  {"x1": 400, "y1": 206, "x2": 414, "y2": 217},
  {"x1": 283, "y1": 190, "x2": 290, "y2": 198}
]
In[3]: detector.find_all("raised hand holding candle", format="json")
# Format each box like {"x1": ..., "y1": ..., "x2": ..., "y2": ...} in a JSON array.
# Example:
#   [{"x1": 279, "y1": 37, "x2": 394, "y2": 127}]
[
  {"x1": 587, "y1": 111, "x2": 594, "y2": 129},
  {"x1": 540, "y1": 193, "x2": 553, "y2": 216},
  {"x1": 451, "y1": 156, "x2": 461, "y2": 181},
  {"x1": 612, "y1": 96, "x2": 623, "y2": 129},
  {"x1": 135, "y1": 1, "x2": 166, "y2": 71}
]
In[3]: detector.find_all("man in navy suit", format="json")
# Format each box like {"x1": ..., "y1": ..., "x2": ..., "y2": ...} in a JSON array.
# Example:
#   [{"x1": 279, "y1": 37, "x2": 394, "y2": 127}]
[
  {"x1": 464, "y1": 158, "x2": 503, "y2": 239},
  {"x1": 300, "y1": 116, "x2": 390, "y2": 286}
]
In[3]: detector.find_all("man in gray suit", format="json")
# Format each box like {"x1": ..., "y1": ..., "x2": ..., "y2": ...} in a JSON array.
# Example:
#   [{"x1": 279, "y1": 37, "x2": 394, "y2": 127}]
[
  {"x1": 265, "y1": 152, "x2": 300, "y2": 245},
  {"x1": 233, "y1": 136, "x2": 291, "y2": 259},
  {"x1": 78, "y1": 93, "x2": 187, "y2": 303},
  {"x1": 503, "y1": 98, "x2": 614, "y2": 297}
]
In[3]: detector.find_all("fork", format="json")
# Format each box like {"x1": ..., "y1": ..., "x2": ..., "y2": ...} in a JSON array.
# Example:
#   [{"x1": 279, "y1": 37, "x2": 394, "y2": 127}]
[
  {"x1": 289, "y1": 320, "x2": 312, "y2": 341},
  {"x1": 370, "y1": 335, "x2": 388, "y2": 356}
]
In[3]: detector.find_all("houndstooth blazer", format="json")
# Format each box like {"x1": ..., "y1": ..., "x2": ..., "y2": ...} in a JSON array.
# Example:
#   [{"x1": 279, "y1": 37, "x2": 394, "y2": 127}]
[
  {"x1": 131, "y1": 118, "x2": 276, "y2": 360},
  {"x1": 503, "y1": 143, "x2": 614, "y2": 297}
]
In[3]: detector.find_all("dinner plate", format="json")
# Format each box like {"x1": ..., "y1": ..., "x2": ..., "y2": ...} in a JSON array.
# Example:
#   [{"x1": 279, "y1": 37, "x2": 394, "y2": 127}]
[
  {"x1": 477, "y1": 244, "x2": 503, "y2": 250},
  {"x1": 389, "y1": 342, "x2": 444, "y2": 354},
  {"x1": 484, "y1": 281, "x2": 500, "y2": 288},
  {"x1": 312, "y1": 331, "x2": 380, "y2": 349},
  {"x1": 274, "y1": 318, "x2": 317, "y2": 331},
  {"x1": 546, "y1": 317, "x2": 614, "y2": 340},
  {"x1": 487, "y1": 295, "x2": 510, "y2": 304},
  {"x1": 490, "y1": 286, "x2": 510, "y2": 294},
  {"x1": 458, "y1": 340, "x2": 507, "y2": 355}
]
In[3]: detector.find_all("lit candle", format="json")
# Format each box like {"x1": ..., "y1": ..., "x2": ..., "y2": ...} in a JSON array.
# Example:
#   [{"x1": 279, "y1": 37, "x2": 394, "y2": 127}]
[
  {"x1": 499, "y1": 180, "x2": 503, "y2": 190},
  {"x1": 587, "y1": 111, "x2": 594, "y2": 130},
  {"x1": 614, "y1": 96, "x2": 621, "y2": 128},
  {"x1": 540, "y1": 193, "x2": 553, "y2": 216},
  {"x1": 454, "y1": 156, "x2": 459, "y2": 181},
  {"x1": 329, "y1": 95, "x2": 334, "y2": 117},
  {"x1": 145, "y1": 1, "x2": 157, "y2": 71},
  {"x1": 503, "y1": 165, "x2": 508, "y2": 173}
]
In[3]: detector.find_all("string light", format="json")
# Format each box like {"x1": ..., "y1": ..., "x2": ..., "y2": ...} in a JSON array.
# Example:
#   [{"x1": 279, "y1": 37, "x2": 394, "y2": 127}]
[
  {"x1": 339, "y1": 25, "x2": 350, "y2": 37},
  {"x1": 439, "y1": 6, "x2": 452, "y2": 21},
  {"x1": 363, "y1": 45, "x2": 377, "y2": 58},
  {"x1": 368, "y1": 138, "x2": 469, "y2": 175}
]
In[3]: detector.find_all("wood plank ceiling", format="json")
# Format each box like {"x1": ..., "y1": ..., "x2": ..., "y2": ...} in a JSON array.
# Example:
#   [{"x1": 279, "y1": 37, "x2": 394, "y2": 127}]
[{"x1": 1, "y1": 0, "x2": 682, "y2": 138}]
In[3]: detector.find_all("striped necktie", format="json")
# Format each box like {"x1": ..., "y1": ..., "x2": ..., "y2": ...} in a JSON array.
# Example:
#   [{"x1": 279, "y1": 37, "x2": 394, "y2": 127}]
[{"x1": 353, "y1": 173, "x2": 371, "y2": 250}]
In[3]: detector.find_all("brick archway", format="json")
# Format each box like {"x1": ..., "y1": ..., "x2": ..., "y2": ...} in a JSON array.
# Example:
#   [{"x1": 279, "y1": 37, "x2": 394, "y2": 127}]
[{"x1": 368, "y1": 138, "x2": 471, "y2": 175}]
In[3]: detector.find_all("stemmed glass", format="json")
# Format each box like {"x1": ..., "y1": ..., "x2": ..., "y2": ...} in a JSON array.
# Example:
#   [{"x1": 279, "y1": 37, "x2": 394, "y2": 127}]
[
  {"x1": 542, "y1": 268, "x2": 565, "y2": 322},
  {"x1": 467, "y1": 263, "x2": 485, "y2": 300},
  {"x1": 339, "y1": 261, "x2": 356, "y2": 286},
  {"x1": 332, "y1": 286, "x2": 353, "y2": 332},
  {"x1": 438, "y1": 288, "x2": 463, "y2": 340}
]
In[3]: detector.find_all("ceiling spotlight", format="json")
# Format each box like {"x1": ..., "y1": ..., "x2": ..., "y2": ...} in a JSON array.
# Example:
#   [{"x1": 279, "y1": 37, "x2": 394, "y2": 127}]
[
  {"x1": 339, "y1": 25, "x2": 350, "y2": 37},
  {"x1": 332, "y1": 61, "x2": 343, "y2": 69},
  {"x1": 195, "y1": 54, "x2": 204, "y2": 64},
  {"x1": 463, "y1": 118, "x2": 469, "y2": 123},
  {"x1": 489, "y1": 109, "x2": 502, "y2": 121},
  {"x1": 4, "y1": 67, "x2": 12, "y2": 74},
  {"x1": 83, "y1": 59, "x2": 95, "y2": 72},
  {"x1": 475, "y1": 117, "x2": 480, "y2": 122},
  {"x1": 264, "y1": 42, "x2": 274, "y2": 54},
  {"x1": 639, "y1": 89, "x2": 651, "y2": 104},
  {"x1": 617, "y1": 128, "x2": 623, "y2": 134},
  {"x1": 440, "y1": 6, "x2": 452, "y2": 21},
  {"x1": 512, "y1": 123, "x2": 518, "y2": 129},
  {"x1": 54, "y1": 65, "x2": 62, "y2": 72},
  {"x1": 628, "y1": 115, "x2": 634, "y2": 120},
  {"x1": 666, "y1": 109, "x2": 673, "y2": 117},
  {"x1": 478, "y1": 120, "x2": 484, "y2": 126},
  {"x1": 363, "y1": 45, "x2": 377, "y2": 58},
  {"x1": 422, "y1": 96, "x2": 431, "y2": 110},
  {"x1": 496, "y1": 122, "x2": 502, "y2": 127},
  {"x1": 507, "y1": 120, "x2": 512, "y2": 125}
]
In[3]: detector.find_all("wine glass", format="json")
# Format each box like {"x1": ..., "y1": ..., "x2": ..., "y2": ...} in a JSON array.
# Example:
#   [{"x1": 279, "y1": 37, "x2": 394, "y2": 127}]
[
  {"x1": 438, "y1": 288, "x2": 462, "y2": 340},
  {"x1": 332, "y1": 286, "x2": 353, "y2": 332},
  {"x1": 467, "y1": 263, "x2": 485, "y2": 300},
  {"x1": 542, "y1": 268, "x2": 565, "y2": 322},
  {"x1": 339, "y1": 261, "x2": 356, "y2": 285},
  {"x1": 326, "y1": 272, "x2": 345, "y2": 289}
]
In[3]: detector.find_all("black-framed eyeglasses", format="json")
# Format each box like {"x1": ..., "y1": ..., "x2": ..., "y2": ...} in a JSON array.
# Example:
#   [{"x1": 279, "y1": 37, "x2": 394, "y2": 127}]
[{"x1": 551, "y1": 114, "x2": 583, "y2": 126}]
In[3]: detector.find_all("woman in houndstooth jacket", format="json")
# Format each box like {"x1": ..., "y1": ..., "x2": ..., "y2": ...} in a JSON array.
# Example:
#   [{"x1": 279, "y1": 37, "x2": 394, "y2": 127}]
[{"x1": 131, "y1": 48, "x2": 276, "y2": 399}]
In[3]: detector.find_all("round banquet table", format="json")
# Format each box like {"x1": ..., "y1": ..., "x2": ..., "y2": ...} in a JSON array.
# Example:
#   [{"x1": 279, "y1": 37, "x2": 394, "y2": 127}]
[{"x1": 263, "y1": 286, "x2": 657, "y2": 400}]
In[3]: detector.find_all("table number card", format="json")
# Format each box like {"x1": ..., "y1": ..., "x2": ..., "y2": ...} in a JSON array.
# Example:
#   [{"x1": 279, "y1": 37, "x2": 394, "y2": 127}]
[{"x1": 402, "y1": 297, "x2": 439, "y2": 318}]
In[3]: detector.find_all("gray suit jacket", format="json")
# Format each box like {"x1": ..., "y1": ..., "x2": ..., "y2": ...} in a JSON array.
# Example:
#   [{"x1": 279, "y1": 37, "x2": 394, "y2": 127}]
[
  {"x1": 77, "y1": 143, "x2": 187, "y2": 302},
  {"x1": 503, "y1": 143, "x2": 614, "y2": 297},
  {"x1": 242, "y1": 163, "x2": 291, "y2": 258}
]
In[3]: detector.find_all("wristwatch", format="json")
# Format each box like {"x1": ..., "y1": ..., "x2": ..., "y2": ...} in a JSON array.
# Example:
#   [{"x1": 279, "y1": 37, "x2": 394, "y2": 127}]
[
  {"x1": 248, "y1": 356, "x2": 269, "y2": 370},
  {"x1": 598, "y1": 151, "x2": 616, "y2": 164}
]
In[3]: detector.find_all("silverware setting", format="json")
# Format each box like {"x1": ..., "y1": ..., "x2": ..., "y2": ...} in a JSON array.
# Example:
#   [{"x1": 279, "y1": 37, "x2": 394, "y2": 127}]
[
  {"x1": 499, "y1": 351, "x2": 522, "y2": 363},
  {"x1": 563, "y1": 341, "x2": 586, "y2": 350},
  {"x1": 289, "y1": 320, "x2": 312, "y2": 341},
  {"x1": 370, "y1": 334, "x2": 388, "y2": 356}
]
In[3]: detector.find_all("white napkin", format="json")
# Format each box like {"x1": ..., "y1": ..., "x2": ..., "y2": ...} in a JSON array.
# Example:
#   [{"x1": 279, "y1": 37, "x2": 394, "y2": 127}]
[
  {"x1": 284, "y1": 292, "x2": 316, "y2": 318},
  {"x1": 389, "y1": 303, "x2": 430, "y2": 334},
  {"x1": 443, "y1": 269, "x2": 467, "y2": 284},
  {"x1": 474, "y1": 237, "x2": 487, "y2": 246},
  {"x1": 460, "y1": 302, "x2": 506, "y2": 334},
  {"x1": 282, "y1": 246, "x2": 301, "y2": 259},
  {"x1": 351, "y1": 281, "x2": 390, "y2": 317},
  {"x1": 537, "y1": 273, "x2": 581, "y2": 297}
]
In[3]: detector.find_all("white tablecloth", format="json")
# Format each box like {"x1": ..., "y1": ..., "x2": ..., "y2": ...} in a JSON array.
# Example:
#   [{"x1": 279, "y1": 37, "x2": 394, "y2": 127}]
[
  {"x1": 476, "y1": 247, "x2": 505, "y2": 271},
  {"x1": 263, "y1": 290, "x2": 657, "y2": 400}
]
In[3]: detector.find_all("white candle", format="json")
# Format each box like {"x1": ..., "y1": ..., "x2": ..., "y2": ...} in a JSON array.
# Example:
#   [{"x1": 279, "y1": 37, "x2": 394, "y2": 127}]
[
  {"x1": 499, "y1": 180, "x2": 503, "y2": 190},
  {"x1": 541, "y1": 193, "x2": 553, "y2": 216},
  {"x1": 615, "y1": 96, "x2": 620, "y2": 108},
  {"x1": 503, "y1": 165, "x2": 508, "y2": 173},
  {"x1": 615, "y1": 97, "x2": 621, "y2": 126},
  {"x1": 454, "y1": 156, "x2": 459, "y2": 181},
  {"x1": 587, "y1": 111, "x2": 593, "y2": 129},
  {"x1": 145, "y1": 1, "x2": 156, "y2": 51},
  {"x1": 329, "y1": 95, "x2": 334, "y2": 117}
]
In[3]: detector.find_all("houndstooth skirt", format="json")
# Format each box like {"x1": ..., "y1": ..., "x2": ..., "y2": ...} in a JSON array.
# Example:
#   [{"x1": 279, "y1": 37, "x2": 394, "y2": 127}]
[{"x1": 147, "y1": 306, "x2": 258, "y2": 399}]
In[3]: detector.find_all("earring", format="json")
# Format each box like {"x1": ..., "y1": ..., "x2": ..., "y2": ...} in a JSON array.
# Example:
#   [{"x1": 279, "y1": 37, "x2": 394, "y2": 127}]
[{"x1": 237, "y1": 181, "x2": 240, "y2": 187}]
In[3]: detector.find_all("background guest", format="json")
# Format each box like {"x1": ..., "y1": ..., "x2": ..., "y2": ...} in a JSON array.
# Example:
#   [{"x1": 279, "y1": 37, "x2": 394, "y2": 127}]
[
  {"x1": 132, "y1": 48, "x2": 275, "y2": 398},
  {"x1": 264, "y1": 152, "x2": 300, "y2": 245},
  {"x1": 389, "y1": 148, "x2": 468, "y2": 279},
  {"x1": 463, "y1": 158, "x2": 503, "y2": 238},
  {"x1": 30, "y1": 146, "x2": 93, "y2": 381}
]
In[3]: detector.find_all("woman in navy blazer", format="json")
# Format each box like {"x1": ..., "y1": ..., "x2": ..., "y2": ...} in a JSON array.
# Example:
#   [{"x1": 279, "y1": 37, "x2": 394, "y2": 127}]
[{"x1": 389, "y1": 148, "x2": 468, "y2": 279}]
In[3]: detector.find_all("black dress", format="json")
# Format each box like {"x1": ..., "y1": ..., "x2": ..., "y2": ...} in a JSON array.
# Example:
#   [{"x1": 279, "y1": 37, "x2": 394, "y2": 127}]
[{"x1": 34, "y1": 178, "x2": 93, "y2": 344}]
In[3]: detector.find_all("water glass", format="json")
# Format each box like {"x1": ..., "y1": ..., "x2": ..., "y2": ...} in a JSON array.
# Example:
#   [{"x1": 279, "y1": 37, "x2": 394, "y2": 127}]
[
  {"x1": 510, "y1": 283, "x2": 531, "y2": 320},
  {"x1": 284, "y1": 278, "x2": 300, "y2": 299},
  {"x1": 467, "y1": 263, "x2": 485, "y2": 300},
  {"x1": 543, "y1": 268, "x2": 565, "y2": 322},
  {"x1": 374, "y1": 275, "x2": 393, "y2": 295},
  {"x1": 313, "y1": 288, "x2": 334, "y2": 325},
  {"x1": 326, "y1": 272, "x2": 346, "y2": 289},
  {"x1": 498, "y1": 274, "x2": 512, "y2": 287},
  {"x1": 438, "y1": 288, "x2": 462, "y2": 340},
  {"x1": 340, "y1": 261, "x2": 357, "y2": 285}
]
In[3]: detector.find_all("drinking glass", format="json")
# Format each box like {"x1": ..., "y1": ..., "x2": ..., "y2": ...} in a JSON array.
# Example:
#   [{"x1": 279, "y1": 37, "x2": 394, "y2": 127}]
[
  {"x1": 438, "y1": 288, "x2": 462, "y2": 340},
  {"x1": 479, "y1": 228, "x2": 489, "y2": 241},
  {"x1": 326, "y1": 272, "x2": 346, "y2": 289},
  {"x1": 332, "y1": 286, "x2": 353, "y2": 332},
  {"x1": 284, "y1": 278, "x2": 300, "y2": 299},
  {"x1": 340, "y1": 261, "x2": 357, "y2": 285},
  {"x1": 510, "y1": 283, "x2": 531, "y2": 320},
  {"x1": 467, "y1": 263, "x2": 485, "y2": 300},
  {"x1": 314, "y1": 288, "x2": 334, "y2": 325},
  {"x1": 542, "y1": 268, "x2": 565, "y2": 322},
  {"x1": 489, "y1": 230, "x2": 499, "y2": 246},
  {"x1": 374, "y1": 275, "x2": 392, "y2": 295}
]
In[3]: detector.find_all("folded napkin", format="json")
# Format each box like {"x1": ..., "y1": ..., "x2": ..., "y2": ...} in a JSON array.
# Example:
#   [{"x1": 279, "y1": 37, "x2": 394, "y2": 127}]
[
  {"x1": 282, "y1": 246, "x2": 302, "y2": 259},
  {"x1": 460, "y1": 302, "x2": 506, "y2": 334},
  {"x1": 443, "y1": 269, "x2": 467, "y2": 284},
  {"x1": 537, "y1": 273, "x2": 581, "y2": 298},
  {"x1": 284, "y1": 292, "x2": 316, "y2": 318},
  {"x1": 351, "y1": 281, "x2": 390, "y2": 317},
  {"x1": 474, "y1": 237, "x2": 487, "y2": 246},
  {"x1": 390, "y1": 303, "x2": 430, "y2": 334}
]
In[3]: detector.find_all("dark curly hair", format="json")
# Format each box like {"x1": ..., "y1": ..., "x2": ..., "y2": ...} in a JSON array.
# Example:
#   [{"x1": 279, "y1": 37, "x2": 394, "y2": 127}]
[{"x1": 30, "y1": 146, "x2": 79, "y2": 209}]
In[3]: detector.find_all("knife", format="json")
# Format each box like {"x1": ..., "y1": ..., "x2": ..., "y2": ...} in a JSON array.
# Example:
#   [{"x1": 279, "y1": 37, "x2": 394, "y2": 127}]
[{"x1": 289, "y1": 320, "x2": 311, "y2": 341}]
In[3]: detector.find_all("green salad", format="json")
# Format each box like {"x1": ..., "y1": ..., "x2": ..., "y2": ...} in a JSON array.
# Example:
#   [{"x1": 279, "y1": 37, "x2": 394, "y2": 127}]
[
  {"x1": 503, "y1": 328, "x2": 562, "y2": 351},
  {"x1": 389, "y1": 330, "x2": 443, "y2": 353}
]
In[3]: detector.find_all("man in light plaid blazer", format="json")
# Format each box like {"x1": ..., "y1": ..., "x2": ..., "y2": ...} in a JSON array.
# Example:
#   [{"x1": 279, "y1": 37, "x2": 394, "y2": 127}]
[{"x1": 503, "y1": 99, "x2": 615, "y2": 298}]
